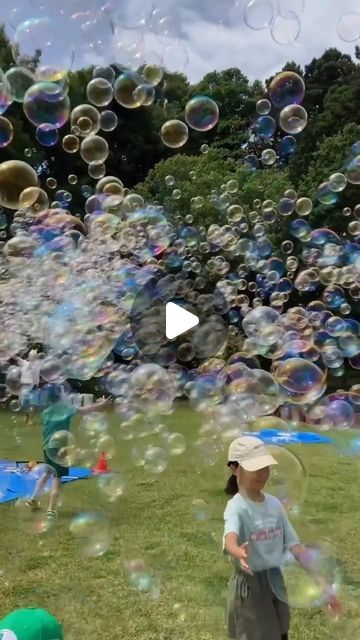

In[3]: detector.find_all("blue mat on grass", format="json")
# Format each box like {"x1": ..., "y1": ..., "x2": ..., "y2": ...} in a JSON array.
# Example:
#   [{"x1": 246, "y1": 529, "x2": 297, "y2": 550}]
[
  {"x1": 248, "y1": 430, "x2": 333, "y2": 445},
  {"x1": 0, "y1": 460, "x2": 93, "y2": 505}
]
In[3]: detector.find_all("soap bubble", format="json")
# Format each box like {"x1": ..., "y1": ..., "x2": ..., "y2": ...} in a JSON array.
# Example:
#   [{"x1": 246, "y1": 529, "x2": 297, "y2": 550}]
[
  {"x1": 62, "y1": 134, "x2": 80, "y2": 153},
  {"x1": 0, "y1": 70, "x2": 14, "y2": 115},
  {"x1": 161, "y1": 120, "x2": 189, "y2": 148},
  {"x1": 266, "y1": 445, "x2": 307, "y2": 510},
  {"x1": 166, "y1": 433, "x2": 187, "y2": 456},
  {"x1": 185, "y1": 96, "x2": 219, "y2": 132},
  {"x1": 191, "y1": 498, "x2": 209, "y2": 521},
  {"x1": 328, "y1": 173, "x2": 347, "y2": 192},
  {"x1": 269, "y1": 72, "x2": 305, "y2": 109},
  {"x1": 255, "y1": 115, "x2": 276, "y2": 138},
  {"x1": 143, "y1": 446, "x2": 169, "y2": 473},
  {"x1": 86, "y1": 78, "x2": 113, "y2": 107},
  {"x1": 97, "y1": 472, "x2": 126, "y2": 502},
  {"x1": 244, "y1": 0, "x2": 274, "y2": 30},
  {"x1": 268, "y1": 541, "x2": 341, "y2": 608},
  {"x1": 23, "y1": 82, "x2": 70, "y2": 128},
  {"x1": 317, "y1": 182, "x2": 338, "y2": 206},
  {"x1": 0, "y1": 117, "x2": 14, "y2": 148},
  {"x1": 261, "y1": 148, "x2": 277, "y2": 165},
  {"x1": 345, "y1": 155, "x2": 360, "y2": 185},
  {"x1": 271, "y1": 12, "x2": 301, "y2": 45},
  {"x1": 12, "y1": 18, "x2": 74, "y2": 82},
  {"x1": 142, "y1": 63, "x2": 164, "y2": 86},
  {"x1": 295, "y1": 197, "x2": 312, "y2": 216},
  {"x1": 5, "y1": 67, "x2": 34, "y2": 103},
  {"x1": 279, "y1": 105, "x2": 308, "y2": 134},
  {"x1": 100, "y1": 110, "x2": 118, "y2": 131},
  {"x1": 114, "y1": 71, "x2": 143, "y2": 109},
  {"x1": 0, "y1": 160, "x2": 38, "y2": 209},
  {"x1": 71, "y1": 104, "x2": 100, "y2": 137},
  {"x1": 273, "y1": 358, "x2": 326, "y2": 404},
  {"x1": 69, "y1": 511, "x2": 113, "y2": 557},
  {"x1": 45, "y1": 430, "x2": 77, "y2": 467},
  {"x1": 337, "y1": 12, "x2": 360, "y2": 42},
  {"x1": 256, "y1": 99, "x2": 271, "y2": 115},
  {"x1": 36, "y1": 124, "x2": 59, "y2": 147},
  {"x1": 80, "y1": 135, "x2": 109, "y2": 165},
  {"x1": 93, "y1": 65, "x2": 116, "y2": 84}
]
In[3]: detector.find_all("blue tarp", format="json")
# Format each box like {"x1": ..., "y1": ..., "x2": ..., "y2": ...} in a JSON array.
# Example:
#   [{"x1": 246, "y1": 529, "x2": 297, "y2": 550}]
[
  {"x1": 248, "y1": 430, "x2": 333, "y2": 445},
  {"x1": 0, "y1": 461, "x2": 93, "y2": 505}
]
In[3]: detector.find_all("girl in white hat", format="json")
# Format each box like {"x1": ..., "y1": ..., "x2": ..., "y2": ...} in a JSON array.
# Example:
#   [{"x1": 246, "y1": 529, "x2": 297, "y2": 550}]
[{"x1": 223, "y1": 436, "x2": 341, "y2": 640}]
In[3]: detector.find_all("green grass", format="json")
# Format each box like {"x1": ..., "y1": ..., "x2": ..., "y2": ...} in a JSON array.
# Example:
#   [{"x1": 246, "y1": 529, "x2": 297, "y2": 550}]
[{"x1": 0, "y1": 406, "x2": 359, "y2": 640}]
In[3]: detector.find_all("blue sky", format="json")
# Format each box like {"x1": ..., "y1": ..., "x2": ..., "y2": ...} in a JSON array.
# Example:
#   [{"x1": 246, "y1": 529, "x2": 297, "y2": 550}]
[{"x1": 0, "y1": 0, "x2": 358, "y2": 82}]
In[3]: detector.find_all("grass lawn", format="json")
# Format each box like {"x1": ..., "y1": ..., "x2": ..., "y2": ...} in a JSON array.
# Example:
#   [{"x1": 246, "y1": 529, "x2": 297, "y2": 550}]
[{"x1": 0, "y1": 405, "x2": 359, "y2": 640}]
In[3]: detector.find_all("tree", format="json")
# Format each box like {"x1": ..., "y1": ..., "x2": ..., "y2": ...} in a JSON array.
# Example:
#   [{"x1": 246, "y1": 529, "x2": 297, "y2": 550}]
[{"x1": 298, "y1": 122, "x2": 360, "y2": 232}]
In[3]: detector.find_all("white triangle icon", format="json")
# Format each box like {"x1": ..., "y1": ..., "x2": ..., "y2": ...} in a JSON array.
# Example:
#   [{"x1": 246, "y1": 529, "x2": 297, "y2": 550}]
[{"x1": 165, "y1": 302, "x2": 199, "y2": 340}]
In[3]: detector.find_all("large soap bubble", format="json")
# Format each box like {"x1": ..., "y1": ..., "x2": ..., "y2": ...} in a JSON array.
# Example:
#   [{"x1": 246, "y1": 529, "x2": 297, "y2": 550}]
[{"x1": 0, "y1": 160, "x2": 38, "y2": 209}]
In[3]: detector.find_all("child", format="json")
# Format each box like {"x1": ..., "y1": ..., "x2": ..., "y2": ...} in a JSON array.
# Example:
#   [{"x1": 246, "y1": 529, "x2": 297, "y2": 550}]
[
  {"x1": 27, "y1": 385, "x2": 110, "y2": 519},
  {"x1": 0, "y1": 607, "x2": 63, "y2": 640},
  {"x1": 223, "y1": 436, "x2": 340, "y2": 640}
]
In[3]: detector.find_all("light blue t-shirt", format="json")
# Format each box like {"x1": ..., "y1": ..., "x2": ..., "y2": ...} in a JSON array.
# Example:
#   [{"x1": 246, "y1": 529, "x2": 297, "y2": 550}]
[
  {"x1": 41, "y1": 404, "x2": 77, "y2": 447},
  {"x1": 223, "y1": 492, "x2": 299, "y2": 572}
]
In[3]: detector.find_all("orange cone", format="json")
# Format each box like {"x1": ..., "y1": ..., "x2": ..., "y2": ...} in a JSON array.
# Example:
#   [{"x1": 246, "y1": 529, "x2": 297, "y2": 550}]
[{"x1": 93, "y1": 452, "x2": 110, "y2": 474}]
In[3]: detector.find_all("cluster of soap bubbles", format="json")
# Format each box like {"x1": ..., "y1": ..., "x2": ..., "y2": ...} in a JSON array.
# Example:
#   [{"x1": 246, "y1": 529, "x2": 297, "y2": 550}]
[{"x1": 0, "y1": 3, "x2": 358, "y2": 622}]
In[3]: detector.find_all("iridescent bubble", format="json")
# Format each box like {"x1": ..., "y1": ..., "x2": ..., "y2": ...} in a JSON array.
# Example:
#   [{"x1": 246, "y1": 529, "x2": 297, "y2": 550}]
[
  {"x1": 244, "y1": 0, "x2": 274, "y2": 30},
  {"x1": 273, "y1": 358, "x2": 326, "y2": 404},
  {"x1": 62, "y1": 134, "x2": 80, "y2": 153},
  {"x1": 45, "y1": 429, "x2": 77, "y2": 467},
  {"x1": 269, "y1": 72, "x2": 305, "y2": 109},
  {"x1": 5, "y1": 67, "x2": 34, "y2": 103},
  {"x1": 133, "y1": 83, "x2": 155, "y2": 107},
  {"x1": 12, "y1": 18, "x2": 74, "y2": 82},
  {"x1": 36, "y1": 124, "x2": 59, "y2": 147},
  {"x1": 328, "y1": 172, "x2": 347, "y2": 192},
  {"x1": 93, "y1": 65, "x2": 116, "y2": 84},
  {"x1": 80, "y1": 135, "x2": 109, "y2": 165},
  {"x1": 295, "y1": 197, "x2": 312, "y2": 216},
  {"x1": 88, "y1": 162, "x2": 106, "y2": 179},
  {"x1": 184, "y1": 96, "x2": 219, "y2": 132},
  {"x1": 346, "y1": 155, "x2": 360, "y2": 185},
  {"x1": 100, "y1": 110, "x2": 118, "y2": 132},
  {"x1": 139, "y1": 64, "x2": 163, "y2": 87},
  {"x1": 114, "y1": 72, "x2": 143, "y2": 109},
  {"x1": 97, "y1": 472, "x2": 126, "y2": 502},
  {"x1": 71, "y1": 104, "x2": 100, "y2": 137},
  {"x1": 337, "y1": 12, "x2": 360, "y2": 42},
  {"x1": 0, "y1": 70, "x2": 14, "y2": 115},
  {"x1": 266, "y1": 445, "x2": 307, "y2": 510},
  {"x1": 279, "y1": 135, "x2": 297, "y2": 156},
  {"x1": 255, "y1": 115, "x2": 276, "y2": 138},
  {"x1": 256, "y1": 98, "x2": 271, "y2": 115},
  {"x1": 23, "y1": 82, "x2": 70, "y2": 128},
  {"x1": 0, "y1": 160, "x2": 38, "y2": 209},
  {"x1": 271, "y1": 12, "x2": 301, "y2": 45},
  {"x1": 160, "y1": 120, "x2": 189, "y2": 148},
  {"x1": 166, "y1": 432, "x2": 186, "y2": 456},
  {"x1": 317, "y1": 182, "x2": 338, "y2": 206},
  {"x1": 144, "y1": 446, "x2": 168, "y2": 473},
  {"x1": 69, "y1": 511, "x2": 112, "y2": 557},
  {"x1": 200, "y1": 143, "x2": 210, "y2": 154},
  {"x1": 86, "y1": 78, "x2": 113, "y2": 107},
  {"x1": 279, "y1": 105, "x2": 308, "y2": 134},
  {"x1": 261, "y1": 148, "x2": 277, "y2": 165},
  {"x1": 0, "y1": 117, "x2": 14, "y2": 148},
  {"x1": 269, "y1": 541, "x2": 341, "y2": 608}
]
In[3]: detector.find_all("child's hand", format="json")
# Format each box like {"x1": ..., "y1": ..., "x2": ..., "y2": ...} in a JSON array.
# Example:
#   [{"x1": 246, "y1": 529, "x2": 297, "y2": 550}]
[{"x1": 237, "y1": 542, "x2": 252, "y2": 574}]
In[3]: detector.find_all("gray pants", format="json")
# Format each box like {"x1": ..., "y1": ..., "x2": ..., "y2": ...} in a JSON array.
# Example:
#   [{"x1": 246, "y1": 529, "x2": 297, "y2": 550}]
[{"x1": 227, "y1": 569, "x2": 290, "y2": 640}]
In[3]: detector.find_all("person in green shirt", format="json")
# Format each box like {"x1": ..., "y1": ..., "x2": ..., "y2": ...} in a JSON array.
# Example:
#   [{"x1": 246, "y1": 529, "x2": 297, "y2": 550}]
[
  {"x1": 27, "y1": 385, "x2": 110, "y2": 520},
  {"x1": 0, "y1": 608, "x2": 63, "y2": 640}
]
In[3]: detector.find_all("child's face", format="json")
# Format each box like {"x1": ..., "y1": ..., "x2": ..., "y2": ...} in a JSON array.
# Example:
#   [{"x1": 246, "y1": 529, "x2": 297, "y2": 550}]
[{"x1": 237, "y1": 465, "x2": 270, "y2": 493}]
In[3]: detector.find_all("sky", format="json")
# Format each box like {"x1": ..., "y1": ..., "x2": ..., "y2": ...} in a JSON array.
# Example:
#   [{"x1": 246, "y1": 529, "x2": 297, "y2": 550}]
[{"x1": 0, "y1": 0, "x2": 359, "y2": 83}]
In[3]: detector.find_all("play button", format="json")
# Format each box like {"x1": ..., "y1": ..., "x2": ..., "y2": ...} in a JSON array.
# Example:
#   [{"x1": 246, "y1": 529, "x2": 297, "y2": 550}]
[
  {"x1": 166, "y1": 302, "x2": 199, "y2": 340},
  {"x1": 129, "y1": 273, "x2": 229, "y2": 364}
]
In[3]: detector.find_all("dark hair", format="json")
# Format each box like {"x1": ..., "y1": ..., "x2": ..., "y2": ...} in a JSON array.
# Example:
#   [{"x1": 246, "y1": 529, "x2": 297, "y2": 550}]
[{"x1": 225, "y1": 461, "x2": 239, "y2": 496}]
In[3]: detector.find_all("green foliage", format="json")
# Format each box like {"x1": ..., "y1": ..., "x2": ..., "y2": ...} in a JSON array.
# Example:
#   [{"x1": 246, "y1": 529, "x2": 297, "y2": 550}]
[{"x1": 298, "y1": 122, "x2": 360, "y2": 231}]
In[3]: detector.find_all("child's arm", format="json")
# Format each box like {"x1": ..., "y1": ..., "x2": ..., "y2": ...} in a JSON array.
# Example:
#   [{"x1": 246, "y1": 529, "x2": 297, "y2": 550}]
[
  {"x1": 77, "y1": 397, "x2": 112, "y2": 415},
  {"x1": 290, "y1": 543, "x2": 341, "y2": 617},
  {"x1": 224, "y1": 534, "x2": 252, "y2": 574}
]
